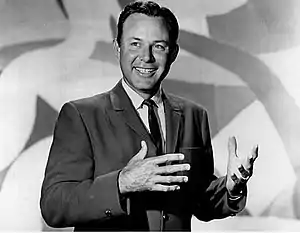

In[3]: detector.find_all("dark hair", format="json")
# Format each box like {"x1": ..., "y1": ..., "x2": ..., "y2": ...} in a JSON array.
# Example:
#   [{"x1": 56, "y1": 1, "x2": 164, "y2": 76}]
[{"x1": 116, "y1": 1, "x2": 179, "y2": 47}]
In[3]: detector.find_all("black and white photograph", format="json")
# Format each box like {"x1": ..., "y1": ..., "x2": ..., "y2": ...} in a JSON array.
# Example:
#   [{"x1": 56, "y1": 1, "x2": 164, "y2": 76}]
[{"x1": 0, "y1": 0, "x2": 299, "y2": 231}]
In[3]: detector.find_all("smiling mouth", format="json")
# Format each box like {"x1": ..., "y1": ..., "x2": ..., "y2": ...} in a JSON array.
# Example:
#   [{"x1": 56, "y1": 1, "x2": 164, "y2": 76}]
[{"x1": 134, "y1": 67, "x2": 157, "y2": 76}]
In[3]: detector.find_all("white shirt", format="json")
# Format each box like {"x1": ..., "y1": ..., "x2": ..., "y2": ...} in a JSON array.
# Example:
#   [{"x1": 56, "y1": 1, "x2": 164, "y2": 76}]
[{"x1": 122, "y1": 79, "x2": 166, "y2": 152}]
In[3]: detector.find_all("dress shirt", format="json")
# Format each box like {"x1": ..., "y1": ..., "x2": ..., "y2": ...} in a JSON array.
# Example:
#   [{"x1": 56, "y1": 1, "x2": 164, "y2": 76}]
[{"x1": 122, "y1": 78, "x2": 166, "y2": 153}]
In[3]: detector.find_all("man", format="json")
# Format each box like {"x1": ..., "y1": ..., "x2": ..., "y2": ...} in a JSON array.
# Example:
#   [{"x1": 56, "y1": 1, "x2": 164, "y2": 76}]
[{"x1": 40, "y1": 1, "x2": 258, "y2": 231}]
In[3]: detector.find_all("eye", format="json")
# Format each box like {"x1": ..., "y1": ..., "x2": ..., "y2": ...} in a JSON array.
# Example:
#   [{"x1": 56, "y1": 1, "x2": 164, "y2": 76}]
[
  {"x1": 130, "y1": 41, "x2": 141, "y2": 48},
  {"x1": 154, "y1": 43, "x2": 167, "y2": 52}
]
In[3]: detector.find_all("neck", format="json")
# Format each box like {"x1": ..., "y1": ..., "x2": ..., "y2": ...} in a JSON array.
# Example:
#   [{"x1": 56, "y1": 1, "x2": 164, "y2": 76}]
[
  {"x1": 123, "y1": 78, "x2": 160, "y2": 100},
  {"x1": 137, "y1": 90, "x2": 157, "y2": 100}
]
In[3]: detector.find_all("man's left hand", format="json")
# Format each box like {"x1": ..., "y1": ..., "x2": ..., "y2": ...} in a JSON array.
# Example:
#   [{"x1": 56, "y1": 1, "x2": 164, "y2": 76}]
[{"x1": 226, "y1": 136, "x2": 258, "y2": 197}]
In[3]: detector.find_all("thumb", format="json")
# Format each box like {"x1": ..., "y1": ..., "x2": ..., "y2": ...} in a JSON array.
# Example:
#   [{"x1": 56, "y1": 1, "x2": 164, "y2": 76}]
[
  {"x1": 131, "y1": 140, "x2": 148, "y2": 161},
  {"x1": 248, "y1": 144, "x2": 259, "y2": 163},
  {"x1": 228, "y1": 136, "x2": 237, "y2": 160}
]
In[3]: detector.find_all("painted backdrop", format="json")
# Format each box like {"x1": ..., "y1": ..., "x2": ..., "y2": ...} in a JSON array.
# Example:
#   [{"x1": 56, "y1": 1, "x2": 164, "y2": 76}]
[{"x1": 0, "y1": 0, "x2": 300, "y2": 231}]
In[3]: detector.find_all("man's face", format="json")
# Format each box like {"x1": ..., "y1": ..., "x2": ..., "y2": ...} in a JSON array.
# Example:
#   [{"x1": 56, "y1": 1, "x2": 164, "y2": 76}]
[{"x1": 116, "y1": 13, "x2": 177, "y2": 95}]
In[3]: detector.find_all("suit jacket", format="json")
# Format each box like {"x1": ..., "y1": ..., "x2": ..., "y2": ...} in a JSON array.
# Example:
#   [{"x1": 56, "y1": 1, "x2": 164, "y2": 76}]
[{"x1": 40, "y1": 80, "x2": 246, "y2": 231}]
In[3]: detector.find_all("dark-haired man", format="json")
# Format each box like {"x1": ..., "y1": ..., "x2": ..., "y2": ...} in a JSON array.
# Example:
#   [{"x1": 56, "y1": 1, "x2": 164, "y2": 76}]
[{"x1": 40, "y1": 1, "x2": 258, "y2": 231}]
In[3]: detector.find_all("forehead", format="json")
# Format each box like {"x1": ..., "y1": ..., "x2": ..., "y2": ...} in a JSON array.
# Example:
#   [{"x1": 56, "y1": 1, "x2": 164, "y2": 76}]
[{"x1": 122, "y1": 13, "x2": 169, "y2": 42}]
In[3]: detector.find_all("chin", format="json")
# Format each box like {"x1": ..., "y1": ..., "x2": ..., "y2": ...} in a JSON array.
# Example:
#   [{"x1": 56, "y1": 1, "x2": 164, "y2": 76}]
[{"x1": 135, "y1": 81, "x2": 156, "y2": 90}]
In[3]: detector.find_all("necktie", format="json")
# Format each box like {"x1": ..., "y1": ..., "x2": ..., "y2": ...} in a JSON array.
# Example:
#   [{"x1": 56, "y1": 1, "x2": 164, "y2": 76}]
[
  {"x1": 142, "y1": 99, "x2": 166, "y2": 231},
  {"x1": 143, "y1": 99, "x2": 163, "y2": 154}
]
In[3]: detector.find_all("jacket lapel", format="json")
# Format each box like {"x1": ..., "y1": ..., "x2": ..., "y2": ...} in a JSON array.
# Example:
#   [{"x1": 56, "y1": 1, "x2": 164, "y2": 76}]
[
  {"x1": 162, "y1": 91, "x2": 182, "y2": 154},
  {"x1": 109, "y1": 80, "x2": 157, "y2": 155}
]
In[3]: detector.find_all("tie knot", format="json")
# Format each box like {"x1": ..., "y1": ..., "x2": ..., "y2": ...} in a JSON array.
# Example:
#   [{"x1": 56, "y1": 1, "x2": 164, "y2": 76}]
[{"x1": 143, "y1": 99, "x2": 157, "y2": 108}]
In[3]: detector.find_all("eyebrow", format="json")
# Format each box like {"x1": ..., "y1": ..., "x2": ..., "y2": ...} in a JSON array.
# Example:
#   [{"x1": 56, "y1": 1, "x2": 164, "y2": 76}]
[{"x1": 128, "y1": 37, "x2": 169, "y2": 45}]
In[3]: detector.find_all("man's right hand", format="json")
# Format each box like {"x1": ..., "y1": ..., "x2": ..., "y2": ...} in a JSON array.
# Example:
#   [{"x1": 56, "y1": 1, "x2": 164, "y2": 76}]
[{"x1": 118, "y1": 141, "x2": 190, "y2": 194}]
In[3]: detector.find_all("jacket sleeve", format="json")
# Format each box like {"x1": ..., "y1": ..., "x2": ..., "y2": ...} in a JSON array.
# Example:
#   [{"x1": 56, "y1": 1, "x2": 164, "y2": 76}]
[
  {"x1": 192, "y1": 109, "x2": 247, "y2": 221},
  {"x1": 40, "y1": 102, "x2": 127, "y2": 228}
]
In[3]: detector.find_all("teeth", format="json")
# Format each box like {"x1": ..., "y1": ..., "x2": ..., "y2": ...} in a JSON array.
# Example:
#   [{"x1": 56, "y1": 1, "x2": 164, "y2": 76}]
[{"x1": 135, "y1": 68, "x2": 155, "y2": 74}]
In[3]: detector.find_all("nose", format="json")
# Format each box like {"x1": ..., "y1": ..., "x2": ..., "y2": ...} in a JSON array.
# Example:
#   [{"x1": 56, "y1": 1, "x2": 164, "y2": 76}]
[{"x1": 140, "y1": 46, "x2": 154, "y2": 63}]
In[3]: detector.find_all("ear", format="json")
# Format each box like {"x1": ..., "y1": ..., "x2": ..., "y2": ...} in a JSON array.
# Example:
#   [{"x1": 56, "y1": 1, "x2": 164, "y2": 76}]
[
  {"x1": 113, "y1": 38, "x2": 121, "y2": 61},
  {"x1": 169, "y1": 43, "x2": 179, "y2": 64}
]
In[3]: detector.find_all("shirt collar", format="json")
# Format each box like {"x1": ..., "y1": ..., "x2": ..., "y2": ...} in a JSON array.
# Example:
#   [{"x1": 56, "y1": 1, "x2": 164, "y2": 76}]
[{"x1": 122, "y1": 78, "x2": 163, "y2": 109}]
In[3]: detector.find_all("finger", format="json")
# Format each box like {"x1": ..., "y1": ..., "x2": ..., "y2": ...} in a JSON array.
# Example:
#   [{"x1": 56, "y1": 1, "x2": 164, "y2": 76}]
[
  {"x1": 152, "y1": 153, "x2": 184, "y2": 165},
  {"x1": 228, "y1": 136, "x2": 238, "y2": 159},
  {"x1": 151, "y1": 184, "x2": 180, "y2": 192},
  {"x1": 250, "y1": 144, "x2": 259, "y2": 162},
  {"x1": 230, "y1": 174, "x2": 247, "y2": 196},
  {"x1": 228, "y1": 159, "x2": 245, "y2": 181},
  {"x1": 231, "y1": 174, "x2": 239, "y2": 184},
  {"x1": 240, "y1": 176, "x2": 250, "y2": 183},
  {"x1": 157, "y1": 163, "x2": 190, "y2": 174},
  {"x1": 153, "y1": 175, "x2": 188, "y2": 184},
  {"x1": 232, "y1": 167, "x2": 249, "y2": 185},
  {"x1": 238, "y1": 165, "x2": 250, "y2": 179},
  {"x1": 245, "y1": 145, "x2": 258, "y2": 169},
  {"x1": 131, "y1": 141, "x2": 147, "y2": 161}
]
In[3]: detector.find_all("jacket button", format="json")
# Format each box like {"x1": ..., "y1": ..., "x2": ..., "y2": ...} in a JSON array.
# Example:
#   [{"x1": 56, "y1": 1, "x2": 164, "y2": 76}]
[{"x1": 105, "y1": 209, "x2": 112, "y2": 217}]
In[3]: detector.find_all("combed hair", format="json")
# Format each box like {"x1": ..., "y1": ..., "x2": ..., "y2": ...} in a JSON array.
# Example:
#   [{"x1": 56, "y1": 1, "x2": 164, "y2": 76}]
[{"x1": 116, "y1": 1, "x2": 179, "y2": 47}]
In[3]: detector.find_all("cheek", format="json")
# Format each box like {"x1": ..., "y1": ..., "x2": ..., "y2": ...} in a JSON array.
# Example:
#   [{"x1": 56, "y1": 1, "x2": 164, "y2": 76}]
[
  {"x1": 121, "y1": 50, "x2": 137, "y2": 64},
  {"x1": 154, "y1": 53, "x2": 168, "y2": 66},
  {"x1": 157, "y1": 60, "x2": 168, "y2": 72},
  {"x1": 126, "y1": 49, "x2": 139, "y2": 60}
]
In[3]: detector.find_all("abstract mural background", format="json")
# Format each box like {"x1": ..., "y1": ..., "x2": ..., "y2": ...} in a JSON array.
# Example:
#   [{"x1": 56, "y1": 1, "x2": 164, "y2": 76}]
[{"x1": 0, "y1": 0, "x2": 300, "y2": 231}]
